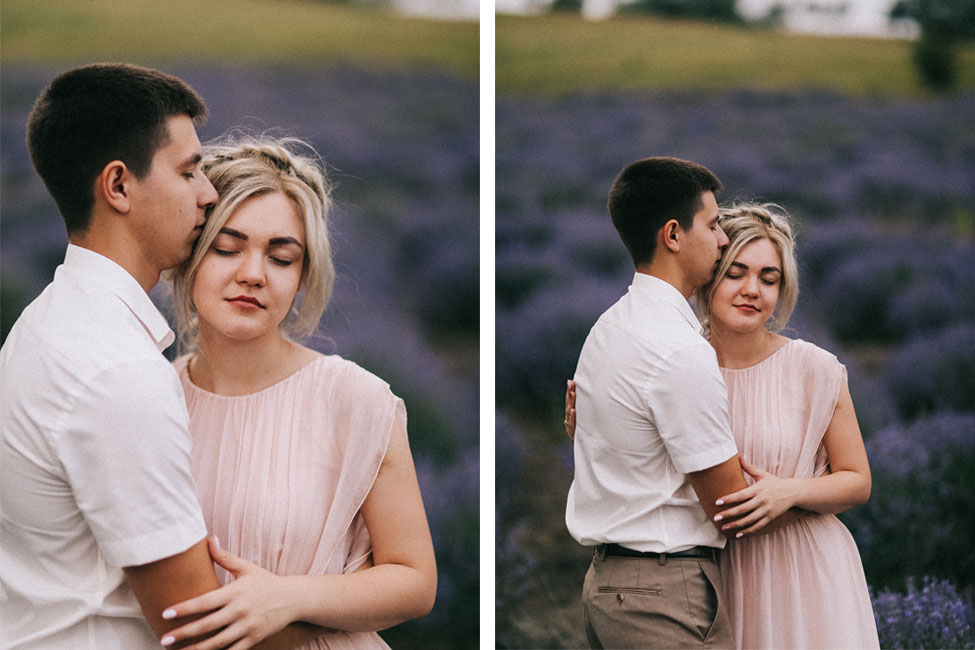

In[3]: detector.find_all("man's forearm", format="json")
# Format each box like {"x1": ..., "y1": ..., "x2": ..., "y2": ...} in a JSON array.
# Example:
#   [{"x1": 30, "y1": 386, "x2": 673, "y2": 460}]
[{"x1": 252, "y1": 622, "x2": 332, "y2": 650}]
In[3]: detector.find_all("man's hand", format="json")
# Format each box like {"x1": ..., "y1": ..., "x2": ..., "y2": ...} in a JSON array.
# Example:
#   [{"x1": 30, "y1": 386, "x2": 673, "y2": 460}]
[{"x1": 564, "y1": 380, "x2": 576, "y2": 441}]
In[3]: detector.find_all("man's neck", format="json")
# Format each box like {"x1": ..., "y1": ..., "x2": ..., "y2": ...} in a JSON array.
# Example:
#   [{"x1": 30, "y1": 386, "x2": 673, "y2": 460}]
[
  {"x1": 635, "y1": 260, "x2": 693, "y2": 299},
  {"x1": 70, "y1": 233, "x2": 159, "y2": 294}
]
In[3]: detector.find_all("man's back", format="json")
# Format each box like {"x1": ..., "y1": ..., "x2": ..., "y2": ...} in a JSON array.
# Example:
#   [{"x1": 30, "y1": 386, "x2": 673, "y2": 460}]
[
  {"x1": 566, "y1": 272, "x2": 738, "y2": 553},
  {"x1": 1, "y1": 245, "x2": 207, "y2": 649}
]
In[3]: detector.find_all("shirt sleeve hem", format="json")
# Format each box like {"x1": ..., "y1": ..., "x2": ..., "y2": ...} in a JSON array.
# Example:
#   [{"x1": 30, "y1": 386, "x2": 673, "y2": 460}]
[
  {"x1": 672, "y1": 443, "x2": 739, "y2": 475},
  {"x1": 104, "y1": 515, "x2": 209, "y2": 568}
]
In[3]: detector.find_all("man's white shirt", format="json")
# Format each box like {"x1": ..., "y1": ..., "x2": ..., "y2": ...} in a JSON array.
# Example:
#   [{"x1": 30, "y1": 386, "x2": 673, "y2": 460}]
[
  {"x1": 566, "y1": 272, "x2": 738, "y2": 553},
  {"x1": 1, "y1": 244, "x2": 208, "y2": 649}
]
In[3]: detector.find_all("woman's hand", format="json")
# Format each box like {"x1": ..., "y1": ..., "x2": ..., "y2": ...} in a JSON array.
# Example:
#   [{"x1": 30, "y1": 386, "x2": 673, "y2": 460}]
[
  {"x1": 159, "y1": 537, "x2": 297, "y2": 650},
  {"x1": 565, "y1": 380, "x2": 577, "y2": 441},
  {"x1": 713, "y1": 457, "x2": 797, "y2": 538}
]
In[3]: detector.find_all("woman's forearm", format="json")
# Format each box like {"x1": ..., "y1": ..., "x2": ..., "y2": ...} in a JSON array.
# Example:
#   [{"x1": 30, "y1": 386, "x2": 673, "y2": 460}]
[
  {"x1": 787, "y1": 470, "x2": 871, "y2": 515},
  {"x1": 283, "y1": 563, "x2": 436, "y2": 633}
]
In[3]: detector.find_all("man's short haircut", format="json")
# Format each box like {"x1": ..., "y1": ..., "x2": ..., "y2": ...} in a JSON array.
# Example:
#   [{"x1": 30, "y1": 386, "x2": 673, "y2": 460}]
[
  {"x1": 607, "y1": 157, "x2": 722, "y2": 267},
  {"x1": 26, "y1": 63, "x2": 207, "y2": 235}
]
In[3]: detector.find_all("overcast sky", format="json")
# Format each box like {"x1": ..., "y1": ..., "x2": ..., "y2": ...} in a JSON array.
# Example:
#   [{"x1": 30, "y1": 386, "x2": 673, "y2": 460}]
[{"x1": 489, "y1": 0, "x2": 913, "y2": 37}]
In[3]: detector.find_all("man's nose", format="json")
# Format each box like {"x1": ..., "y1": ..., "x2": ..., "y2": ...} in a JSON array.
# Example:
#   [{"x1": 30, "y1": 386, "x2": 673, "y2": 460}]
[{"x1": 199, "y1": 176, "x2": 218, "y2": 208}]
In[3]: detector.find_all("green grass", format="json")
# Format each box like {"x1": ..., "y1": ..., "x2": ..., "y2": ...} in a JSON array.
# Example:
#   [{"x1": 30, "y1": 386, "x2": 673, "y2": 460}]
[
  {"x1": 497, "y1": 13, "x2": 975, "y2": 96},
  {"x1": 0, "y1": 0, "x2": 478, "y2": 77}
]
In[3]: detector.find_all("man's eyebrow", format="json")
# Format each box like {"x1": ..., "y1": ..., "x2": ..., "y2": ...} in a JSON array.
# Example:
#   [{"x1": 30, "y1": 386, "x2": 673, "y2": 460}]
[{"x1": 180, "y1": 153, "x2": 203, "y2": 168}]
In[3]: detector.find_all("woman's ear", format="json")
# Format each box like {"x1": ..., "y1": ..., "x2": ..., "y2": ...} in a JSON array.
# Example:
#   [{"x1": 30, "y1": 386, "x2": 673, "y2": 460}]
[
  {"x1": 661, "y1": 219, "x2": 681, "y2": 253},
  {"x1": 98, "y1": 160, "x2": 131, "y2": 214}
]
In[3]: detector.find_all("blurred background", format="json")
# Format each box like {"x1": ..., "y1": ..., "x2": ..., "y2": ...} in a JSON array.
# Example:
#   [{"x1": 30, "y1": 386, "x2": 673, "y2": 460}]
[
  {"x1": 0, "y1": 1, "x2": 478, "y2": 648},
  {"x1": 495, "y1": 1, "x2": 975, "y2": 648}
]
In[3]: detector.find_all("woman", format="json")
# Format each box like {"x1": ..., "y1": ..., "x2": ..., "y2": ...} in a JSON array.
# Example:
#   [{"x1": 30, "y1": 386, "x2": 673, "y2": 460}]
[
  {"x1": 566, "y1": 203, "x2": 879, "y2": 649},
  {"x1": 158, "y1": 135, "x2": 437, "y2": 649}
]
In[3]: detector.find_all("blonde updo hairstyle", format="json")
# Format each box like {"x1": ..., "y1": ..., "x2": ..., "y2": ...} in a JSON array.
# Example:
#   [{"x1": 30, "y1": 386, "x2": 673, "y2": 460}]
[
  {"x1": 171, "y1": 134, "x2": 334, "y2": 351},
  {"x1": 695, "y1": 202, "x2": 799, "y2": 336}
]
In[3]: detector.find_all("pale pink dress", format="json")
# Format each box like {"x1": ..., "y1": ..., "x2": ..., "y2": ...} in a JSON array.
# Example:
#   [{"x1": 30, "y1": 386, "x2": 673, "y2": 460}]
[
  {"x1": 719, "y1": 338, "x2": 879, "y2": 650},
  {"x1": 174, "y1": 353, "x2": 405, "y2": 650}
]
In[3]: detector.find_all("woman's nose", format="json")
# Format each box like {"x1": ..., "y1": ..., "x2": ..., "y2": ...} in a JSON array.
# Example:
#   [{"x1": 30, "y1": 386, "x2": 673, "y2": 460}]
[
  {"x1": 236, "y1": 252, "x2": 265, "y2": 286},
  {"x1": 741, "y1": 275, "x2": 759, "y2": 296}
]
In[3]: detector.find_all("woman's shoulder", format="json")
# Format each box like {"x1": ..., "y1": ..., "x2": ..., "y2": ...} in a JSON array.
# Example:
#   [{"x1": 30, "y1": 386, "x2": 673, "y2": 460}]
[
  {"x1": 787, "y1": 338, "x2": 841, "y2": 366},
  {"x1": 784, "y1": 338, "x2": 844, "y2": 388},
  {"x1": 307, "y1": 353, "x2": 397, "y2": 401}
]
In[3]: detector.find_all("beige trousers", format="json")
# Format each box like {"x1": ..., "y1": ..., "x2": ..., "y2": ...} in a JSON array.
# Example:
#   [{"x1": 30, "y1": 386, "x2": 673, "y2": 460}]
[{"x1": 582, "y1": 550, "x2": 735, "y2": 649}]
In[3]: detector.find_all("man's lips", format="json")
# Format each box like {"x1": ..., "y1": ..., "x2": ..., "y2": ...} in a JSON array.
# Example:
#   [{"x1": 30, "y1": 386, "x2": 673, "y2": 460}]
[{"x1": 227, "y1": 295, "x2": 265, "y2": 309}]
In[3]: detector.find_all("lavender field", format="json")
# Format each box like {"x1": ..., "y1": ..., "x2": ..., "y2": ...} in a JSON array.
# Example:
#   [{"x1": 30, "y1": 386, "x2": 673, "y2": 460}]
[
  {"x1": 496, "y1": 89, "x2": 975, "y2": 649},
  {"x1": 0, "y1": 63, "x2": 478, "y2": 649}
]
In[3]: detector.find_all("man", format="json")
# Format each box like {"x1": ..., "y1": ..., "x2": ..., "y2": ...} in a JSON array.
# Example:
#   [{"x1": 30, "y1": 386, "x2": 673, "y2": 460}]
[
  {"x1": 565, "y1": 157, "x2": 747, "y2": 648},
  {"x1": 0, "y1": 62, "x2": 222, "y2": 650},
  {"x1": 0, "y1": 64, "x2": 318, "y2": 650}
]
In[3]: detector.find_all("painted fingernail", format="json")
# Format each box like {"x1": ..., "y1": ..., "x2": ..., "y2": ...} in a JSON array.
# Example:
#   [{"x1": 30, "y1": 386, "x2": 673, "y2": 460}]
[
  {"x1": 161, "y1": 609, "x2": 176, "y2": 620},
  {"x1": 715, "y1": 499, "x2": 724, "y2": 506},
  {"x1": 713, "y1": 514, "x2": 723, "y2": 522},
  {"x1": 736, "y1": 532, "x2": 744, "y2": 538},
  {"x1": 161, "y1": 635, "x2": 175, "y2": 647}
]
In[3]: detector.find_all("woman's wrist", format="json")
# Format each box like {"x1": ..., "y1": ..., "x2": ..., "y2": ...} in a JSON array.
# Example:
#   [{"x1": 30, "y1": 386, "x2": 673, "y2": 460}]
[{"x1": 270, "y1": 574, "x2": 308, "y2": 627}]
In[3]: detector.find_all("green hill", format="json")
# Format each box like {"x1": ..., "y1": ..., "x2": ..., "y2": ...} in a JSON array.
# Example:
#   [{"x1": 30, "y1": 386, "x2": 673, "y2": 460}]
[
  {"x1": 497, "y1": 13, "x2": 975, "y2": 96},
  {"x1": 0, "y1": 0, "x2": 477, "y2": 77}
]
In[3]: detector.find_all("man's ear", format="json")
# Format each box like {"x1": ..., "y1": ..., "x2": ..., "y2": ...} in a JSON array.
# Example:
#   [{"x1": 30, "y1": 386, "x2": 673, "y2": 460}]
[
  {"x1": 660, "y1": 219, "x2": 681, "y2": 253},
  {"x1": 98, "y1": 160, "x2": 132, "y2": 214}
]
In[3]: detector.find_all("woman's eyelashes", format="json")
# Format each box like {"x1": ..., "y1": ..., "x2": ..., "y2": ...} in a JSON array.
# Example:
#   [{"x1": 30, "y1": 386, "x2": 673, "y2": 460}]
[
  {"x1": 725, "y1": 271, "x2": 779, "y2": 286},
  {"x1": 210, "y1": 246, "x2": 296, "y2": 266}
]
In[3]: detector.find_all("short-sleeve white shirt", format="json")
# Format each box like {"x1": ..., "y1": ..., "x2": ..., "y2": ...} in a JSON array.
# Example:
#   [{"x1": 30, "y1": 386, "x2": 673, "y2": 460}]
[
  {"x1": 566, "y1": 272, "x2": 738, "y2": 553},
  {"x1": 1, "y1": 245, "x2": 208, "y2": 649}
]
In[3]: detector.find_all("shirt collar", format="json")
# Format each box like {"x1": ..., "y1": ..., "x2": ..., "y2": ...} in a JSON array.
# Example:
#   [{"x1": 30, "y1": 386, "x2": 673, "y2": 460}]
[
  {"x1": 629, "y1": 271, "x2": 704, "y2": 335},
  {"x1": 62, "y1": 244, "x2": 176, "y2": 351}
]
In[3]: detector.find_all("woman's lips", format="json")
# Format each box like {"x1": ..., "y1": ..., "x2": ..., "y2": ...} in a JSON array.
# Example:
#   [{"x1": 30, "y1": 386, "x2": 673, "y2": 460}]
[{"x1": 226, "y1": 296, "x2": 264, "y2": 309}]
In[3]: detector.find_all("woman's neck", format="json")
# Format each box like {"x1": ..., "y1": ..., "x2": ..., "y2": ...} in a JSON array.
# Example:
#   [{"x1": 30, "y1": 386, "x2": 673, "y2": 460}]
[
  {"x1": 190, "y1": 326, "x2": 314, "y2": 396},
  {"x1": 709, "y1": 322, "x2": 784, "y2": 370}
]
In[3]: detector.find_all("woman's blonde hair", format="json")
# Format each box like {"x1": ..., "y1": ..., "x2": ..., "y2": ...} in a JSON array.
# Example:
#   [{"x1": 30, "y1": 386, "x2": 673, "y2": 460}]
[
  {"x1": 171, "y1": 134, "x2": 334, "y2": 351},
  {"x1": 695, "y1": 202, "x2": 799, "y2": 335}
]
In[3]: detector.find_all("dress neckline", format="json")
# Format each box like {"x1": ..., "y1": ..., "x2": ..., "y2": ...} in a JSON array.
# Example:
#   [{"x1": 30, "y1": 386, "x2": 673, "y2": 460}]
[
  {"x1": 719, "y1": 338, "x2": 797, "y2": 373},
  {"x1": 181, "y1": 353, "x2": 326, "y2": 399}
]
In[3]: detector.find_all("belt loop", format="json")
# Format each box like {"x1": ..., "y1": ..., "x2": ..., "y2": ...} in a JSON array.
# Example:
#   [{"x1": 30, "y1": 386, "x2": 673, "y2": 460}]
[
  {"x1": 596, "y1": 544, "x2": 607, "y2": 561},
  {"x1": 658, "y1": 553, "x2": 667, "y2": 566}
]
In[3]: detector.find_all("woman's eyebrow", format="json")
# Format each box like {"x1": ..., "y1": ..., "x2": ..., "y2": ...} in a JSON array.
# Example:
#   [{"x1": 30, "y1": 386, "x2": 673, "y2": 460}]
[
  {"x1": 269, "y1": 236, "x2": 303, "y2": 249},
  {"x1": 730, "y1": 261, "x2": 781, "y2": 273},
  {"x1": 216, "y1": 228, "x2": 302, "y2": 249},
  {"x1": 218, "y1": 227, "x2": 247, "y2": 241}
]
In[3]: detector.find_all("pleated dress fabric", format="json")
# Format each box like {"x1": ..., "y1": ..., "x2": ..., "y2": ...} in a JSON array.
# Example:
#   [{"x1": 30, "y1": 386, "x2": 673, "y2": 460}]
[
  {"x1": 175, "y1": 354, "x2": 403, "y2": 649},
  {"x1": 719, "y1": 339, "x2": 879, "y2": 650}
]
